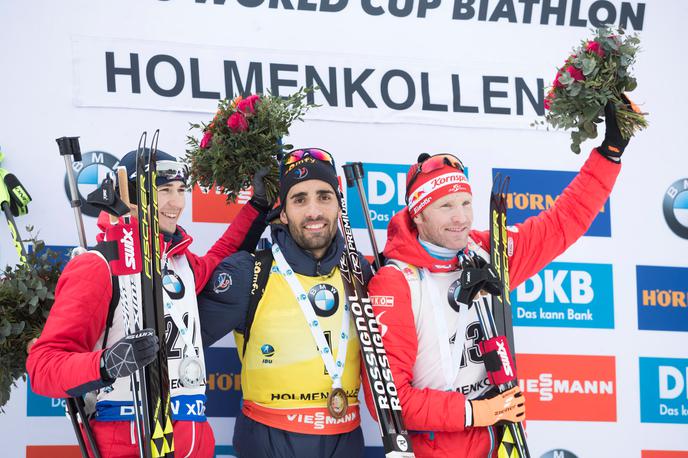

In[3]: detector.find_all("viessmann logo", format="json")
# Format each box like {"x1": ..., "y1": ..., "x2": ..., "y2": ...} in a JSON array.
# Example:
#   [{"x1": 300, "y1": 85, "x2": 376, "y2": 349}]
[
  {"x1": 191, "y1": 184, "x2": 252, "y2": 223},
  {"x1": 517, "y1": 354, "x2": 616, "y2": 421},
  {"x1": 513, "y1": 262, "x2": 614, "y2": 329},
  {"x1": 637, "y1": 265, "x2": 688, "y2": 332},
  {"x1": 492, "y1": 168, "x2": 611, "y2": 237}
]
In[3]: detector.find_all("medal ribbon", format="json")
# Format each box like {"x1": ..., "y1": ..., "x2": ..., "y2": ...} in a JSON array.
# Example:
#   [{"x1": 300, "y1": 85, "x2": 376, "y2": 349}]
[
  {"x1": 272, "y1": 243, "x2": 350, "y2": 389},
  {"x1": 422, "y1": 269, "x2": 472, "y2": 391}
]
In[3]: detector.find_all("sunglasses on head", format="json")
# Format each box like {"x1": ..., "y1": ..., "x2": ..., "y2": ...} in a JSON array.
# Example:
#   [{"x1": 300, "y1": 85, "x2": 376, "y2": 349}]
[
  {"x1": 405, "y1": 153, "x2": 465, "y2": 203},
  {"x1": 130, "y1": 160, "x2": 189, "y2": 183},
  {"x1": 280, "y1": 148, "x2": 336, "y2": 175}
]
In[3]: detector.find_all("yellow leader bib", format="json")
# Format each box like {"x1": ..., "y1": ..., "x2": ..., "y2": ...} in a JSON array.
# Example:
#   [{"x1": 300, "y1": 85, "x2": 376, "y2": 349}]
[{"x1": 236, "y1": 262, "x2": 361, "y2": 411}]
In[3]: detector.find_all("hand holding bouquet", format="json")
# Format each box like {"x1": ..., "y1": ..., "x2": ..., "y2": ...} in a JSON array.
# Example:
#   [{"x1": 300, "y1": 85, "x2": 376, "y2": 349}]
[
  {"x1": 186, "y1": 88, "x2": 314, "y2": 203},
  {"x1": 544, "y1": 27, "x2": 647, "y2": 154}
]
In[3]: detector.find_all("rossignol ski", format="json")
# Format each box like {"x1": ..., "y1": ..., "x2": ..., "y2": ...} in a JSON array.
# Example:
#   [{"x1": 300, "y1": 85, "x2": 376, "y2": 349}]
[
  {"x1": 483, "y1": 173, "x2": 529, "y2": 458},
  {"x1": 137, "y1": 131, "x2": 175, "y2": 457},
  {"x1": 338, "y1": 191, "x2": 414, "y2": 458}
]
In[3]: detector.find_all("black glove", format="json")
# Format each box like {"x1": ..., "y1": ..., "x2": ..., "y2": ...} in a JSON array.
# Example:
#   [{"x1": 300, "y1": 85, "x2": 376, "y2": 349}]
[
  {"x1": 598, "y1": 95, "x2": 633, "y2": 163},
  {"x1": 100, "y1": 329, "x2": 159, "y2": 382},
  {"x1": 249, "y1": 165, "x2": 274, "y2": 210}
]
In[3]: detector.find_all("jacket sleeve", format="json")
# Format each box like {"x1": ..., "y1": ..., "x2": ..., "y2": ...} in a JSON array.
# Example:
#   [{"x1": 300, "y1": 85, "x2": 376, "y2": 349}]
[
  {"x1": 26, "y1": 253, "x2": 112, "y2": 398},
  {"x1": 470, "y1": 149, "x2": 621, "y2": 289},
  {"x1": 197, "y1": 251, "x2": 254, "y2": 347},
  {"x1": 188, "y1": 200, "x2": 269, "y2": 294},
  {"x1": 365, "y1": 266, "x2": 467, "y2": 432}
]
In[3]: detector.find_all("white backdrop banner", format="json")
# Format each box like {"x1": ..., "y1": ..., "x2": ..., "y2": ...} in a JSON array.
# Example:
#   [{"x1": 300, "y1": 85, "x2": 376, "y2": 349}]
[{"x1": 1, "y1": 1, "x2": 687, "y2": 458}]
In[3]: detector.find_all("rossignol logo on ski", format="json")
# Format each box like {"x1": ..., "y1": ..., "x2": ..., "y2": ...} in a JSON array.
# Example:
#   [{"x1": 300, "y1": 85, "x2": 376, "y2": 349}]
[{"x1": 517, "y1": 354, "x2": 616, "y2": 421}]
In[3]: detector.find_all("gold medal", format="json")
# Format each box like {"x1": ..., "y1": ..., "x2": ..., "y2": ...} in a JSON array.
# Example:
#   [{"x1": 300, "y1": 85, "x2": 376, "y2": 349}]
[{"x1": 327, "y1": 387, "x2": 348, "y2": 419}]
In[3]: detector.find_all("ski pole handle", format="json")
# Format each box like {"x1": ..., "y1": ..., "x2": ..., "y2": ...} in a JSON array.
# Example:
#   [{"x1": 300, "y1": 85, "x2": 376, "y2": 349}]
[
  {"x1": 342, "y1": 162, "x2": 382, "y2": 270},
  {"x1": 56, "y1": 137, "x2": 88, "y2": 249}
]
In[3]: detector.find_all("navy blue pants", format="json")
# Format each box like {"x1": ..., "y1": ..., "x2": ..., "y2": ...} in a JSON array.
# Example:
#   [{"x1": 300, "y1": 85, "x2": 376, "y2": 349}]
[{"x1": 233, "y1": 412, "x2": 364, "y2": 458}]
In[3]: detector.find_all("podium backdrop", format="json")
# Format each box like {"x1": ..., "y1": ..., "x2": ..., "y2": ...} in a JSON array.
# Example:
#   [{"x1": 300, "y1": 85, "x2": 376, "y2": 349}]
[{"x1": 1, "y1": 1, "x2": 686, "y2": 457}]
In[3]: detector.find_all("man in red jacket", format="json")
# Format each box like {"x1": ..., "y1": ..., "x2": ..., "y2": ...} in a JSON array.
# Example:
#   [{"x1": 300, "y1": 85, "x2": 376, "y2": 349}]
[
  {"x1": 27, "y1": 150, "x2": 270, "y2": 457},
  {"x1": 365, "y1": 102, "x2": 633, "y2": 457}
]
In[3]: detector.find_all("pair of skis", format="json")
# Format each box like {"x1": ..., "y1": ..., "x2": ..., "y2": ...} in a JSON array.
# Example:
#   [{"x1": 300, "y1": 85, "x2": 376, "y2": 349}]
[
  {"x1": 340, "y1": 164, "x2": 414, "y2": 458},
  {"x1": 132, "y1": 131, "x2": 175, "y2": 458},
  {"x1": 485, "y1": 174, "x2": 530, "y2": 458}
]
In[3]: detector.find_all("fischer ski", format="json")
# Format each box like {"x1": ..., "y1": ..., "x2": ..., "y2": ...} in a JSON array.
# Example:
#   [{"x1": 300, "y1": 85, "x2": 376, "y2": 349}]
[
  {"x1": 483, "y1": 173, "x2": 529, "y2": 458},
  {"x1": 137, "y1": 131, "x2": 175, "y2": 457},
  {"x1": 338, "y1": 191, "x2": 414, "y2": 458}
]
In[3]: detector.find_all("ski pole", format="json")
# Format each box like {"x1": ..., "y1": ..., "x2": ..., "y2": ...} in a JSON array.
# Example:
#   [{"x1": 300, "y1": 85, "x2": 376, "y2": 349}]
[
  {"x1": 55, "y1": 136, "x2": 102, "y2": 458},
  {"x1": 0, "y1": 151, "x2": 31, "y2": 263},
  {"x1": 342, "y1": 162, "x2": 382, "y2": 271},
  {"x1": 56, "y1": 137, "x2": 88, "y2": 249}
]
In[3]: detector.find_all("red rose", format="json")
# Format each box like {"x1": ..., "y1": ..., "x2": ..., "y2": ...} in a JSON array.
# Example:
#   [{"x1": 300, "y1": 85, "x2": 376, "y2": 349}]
[
  {"x1": 585, "y1": 40, "x2": 605, "y2": 58},
  {"x1": 200, "y1": 131, "x2": 212, "y2": 149},
  {"x1": 565, "y1": 65, "x2": 584, "y2": 81},
  {"x1": 553, "y1": 71, "x2": 563, "y2": 89},
  {"x1": 237, "y1": 94, "x2": 260, "y2": 114},
  {"x1": 227, "y1": 112, "x2": 249, "y2": 133},
  {"x1": 544, "y1": 90, "x2": 554, "y2": 110}
]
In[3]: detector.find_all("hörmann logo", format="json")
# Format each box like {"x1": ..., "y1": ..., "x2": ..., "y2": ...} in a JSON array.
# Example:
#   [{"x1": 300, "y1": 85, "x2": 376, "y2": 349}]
[
  {"x1": 514, "y1": 262, "x2": 614, "y2": 329},
  {"x1": 492, "y1": 168, "x2": 611, "y2": 237},
  {"x1": 517, "y1": 354, "x2": 616, "y2": 421},
  {"x1": 204, "y1": 347, "x2": 242, "y2": 417},
  {"x1": 640, "y1": 357, "x2": 688, "y2": 424},
  {"x1": 637, "y1": 265, "x2": 688, "y2": 333}
]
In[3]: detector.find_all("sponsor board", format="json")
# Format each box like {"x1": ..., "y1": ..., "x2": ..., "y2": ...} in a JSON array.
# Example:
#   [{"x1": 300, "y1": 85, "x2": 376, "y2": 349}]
[
  {"x1": 517, "y1": 354, "x2": 616, "y2": 421},
  {"x1": 26, "y1": 376, "x2": 69, "y2": 417},
  {"x1": 204, "y1": 347, "x2": 243, "y2": 417},
  {"x1": 192, "y1": 184, "x2": 252, "y2": 223},
  {"x1": 26, "y1": 445, "x2": 81, "y2": 458},
  {"x1": 514, "y1": 262, "x2": 614, "y2": 328},
  {"x1": 492, "y1": 168, "x2": 611, "y2": 237},
  {"x1": 346, "y1": 162, "x2": 410, "y2": 230},
  {"x1": 640, "y1": 357, "x2": 688, "y2": 424},
  {"x1": 637, "y1": 265, "x2": 688, "y2": 332},
  {"x1": 642, "y1": 452, "x2": 688, "y2": 458}
]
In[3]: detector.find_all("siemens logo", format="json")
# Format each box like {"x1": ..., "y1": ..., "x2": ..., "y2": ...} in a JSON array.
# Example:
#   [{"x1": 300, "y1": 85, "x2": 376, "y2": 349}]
[
  {"x1": 640, "y1": 357, "x2": 688, "y2": 424},
  {"x1": 492, "y1": 168, "x2": 611, "y2": 237},
  {"x1": 513, "y1": 262, "x2": 614, "y2": 329},
  {"x1": 637, "y1": 265, "x2": 688, "y2": 332}
]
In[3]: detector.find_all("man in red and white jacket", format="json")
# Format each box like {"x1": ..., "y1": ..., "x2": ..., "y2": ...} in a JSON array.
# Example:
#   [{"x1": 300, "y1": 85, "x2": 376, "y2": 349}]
[
  {"x1": 27, "y1": 150, "x2": 270, "y2": 457},
  {"x1": 364, "y1": 102, "x2": 633, "y2": 457}
]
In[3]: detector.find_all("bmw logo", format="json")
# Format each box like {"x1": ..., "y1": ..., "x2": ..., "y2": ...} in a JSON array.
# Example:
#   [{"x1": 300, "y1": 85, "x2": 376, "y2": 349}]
[
  {"x1": 663, "y1": 178, "x2": 688, "y2": 239},
  {"x1": 162, "y1": 269, "x2": 185, "y2": 299},
  {"x1": 308, "y1": 284, "x2": 340, "y2": 317},
  {"x1": 260, "y1": 344, "x2": 275, "y2": 358},
  {"x1": 447, "y1": 278, "x2": 463, "y2": 312},
  {"x1": 63, "y1": 151, "x2": 121, "y2": 218},
  {"x1": 63, "y1": 149, "x2": 171, "y2": 218}
]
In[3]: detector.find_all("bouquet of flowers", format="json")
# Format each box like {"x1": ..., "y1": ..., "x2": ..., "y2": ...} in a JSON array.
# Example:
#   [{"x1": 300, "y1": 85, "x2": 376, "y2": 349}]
[
  {"x1": 0, "y1": 236, "x2": 62, "y2": 412},
  {"x1": 186, "y1": 88, "x2": 314, "y2": 203},
  {"x1": 544, "y1": 27, "x2": 647, "y2": 154}
]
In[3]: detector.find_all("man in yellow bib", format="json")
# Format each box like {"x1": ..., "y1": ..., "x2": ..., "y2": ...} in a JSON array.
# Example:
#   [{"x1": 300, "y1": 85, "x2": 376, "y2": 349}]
[{"x1": 199, "y1": 148, "x2": 370, "y2": 457}]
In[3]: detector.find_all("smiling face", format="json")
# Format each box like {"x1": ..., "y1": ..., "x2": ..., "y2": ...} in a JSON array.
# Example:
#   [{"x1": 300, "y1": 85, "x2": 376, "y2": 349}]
[
  {"x1": 413, "y1": 191, "x2": 473, "y2": 251},
  {"x1": 279, "y1": 179, "x2": 341, "y2": 260},
  {"x1": 156, "y1": 181, "x2": 186, "y2": 234}
]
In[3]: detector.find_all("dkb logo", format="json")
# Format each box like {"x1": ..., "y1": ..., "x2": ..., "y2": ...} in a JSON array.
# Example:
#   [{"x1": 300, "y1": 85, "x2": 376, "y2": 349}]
[
  {"x1": 346, "y1": 162, "x2": 409, "y2": 230},
  {"x1": 513, "y1": 262, "x2": 614, "y2": 329},
  {"x1": 640, "y1": 357, "x2": 688, "y2": 424}
]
